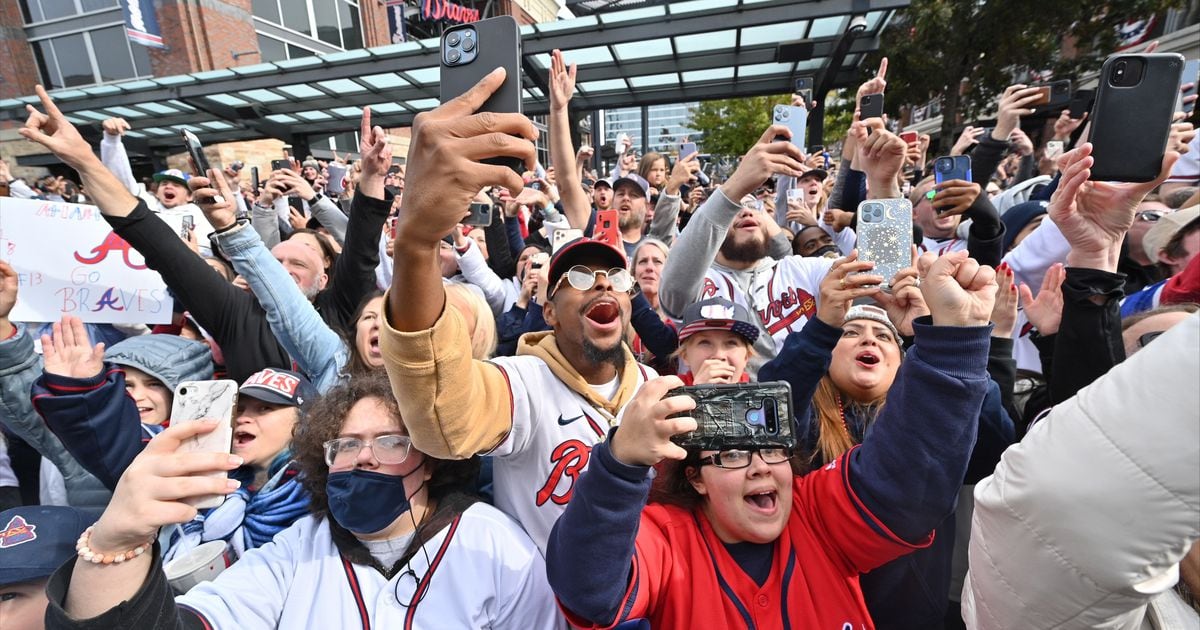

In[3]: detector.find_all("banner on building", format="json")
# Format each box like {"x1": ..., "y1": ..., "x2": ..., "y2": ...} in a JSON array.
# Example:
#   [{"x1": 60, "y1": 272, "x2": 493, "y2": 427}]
[
  {"x1": 386, "y1": 0, "x2": 408, "y2": 43},
  {"x1": 0, "y1": 197, "x2": 173, "y2": 325},
  {"x1": 421, "y1": 0, "x2": 481, "y2": 24},
  {"x1": 121, "y1": 0, "x2": 166, "y2": 49}
]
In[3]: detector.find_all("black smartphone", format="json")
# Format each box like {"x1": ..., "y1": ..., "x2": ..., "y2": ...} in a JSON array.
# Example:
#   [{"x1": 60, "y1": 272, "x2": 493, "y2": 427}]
[
  {"x1": 1067, "y1": 89, "x2": 1095, "y2": 119},
  {"x1": 933, "y1": 155, "x2": 972, "y2": 186},
  {"x1": 270, "y1": 159, "x2": 291, "y2": 172},
  {"x1": 1088, "y1": 53, "x2": 1185, "y2": 182},
  {"x1": 1031, "y1": 79, "x2": 1071, "y2": 108},
  {"x1": 440, "y1": 16, "x2": 523, "y2": 175},
  {"x1": 859, "y1": 92, "x2": 885, "y2": 120},
  {"x1": 181, "y1": 130, "x2": 223, "y2": 205},
  {"x1": 464, "y1": 201, "x2": 492, "y2": 227},
  {"x1": 250, "y1": 166, "x2": 260, "y2": 194},
  {"x1": 1182, "y1": 59, "x2": 1199, "y2": 117},
  {"x1": 794, "y1": 77, "x2": 813, "y2": 105},
  {"x1": 668, "y1": 382, "x2": 795, "y2": 451}
]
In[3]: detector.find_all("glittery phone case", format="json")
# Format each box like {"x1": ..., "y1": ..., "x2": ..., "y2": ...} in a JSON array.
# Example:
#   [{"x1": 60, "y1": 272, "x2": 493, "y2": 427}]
[
  {"x1": 668, "y1": 381, "x2": 795, "y2": 451},
  {"x1": 855, "y1": 198, "x2": 913, "y2": 291}
]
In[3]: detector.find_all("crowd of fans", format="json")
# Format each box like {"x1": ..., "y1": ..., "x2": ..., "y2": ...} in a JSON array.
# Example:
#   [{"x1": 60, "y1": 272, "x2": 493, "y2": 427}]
[{"x1": 0, "y1": 40, "x2": 1198, "y2": 630}]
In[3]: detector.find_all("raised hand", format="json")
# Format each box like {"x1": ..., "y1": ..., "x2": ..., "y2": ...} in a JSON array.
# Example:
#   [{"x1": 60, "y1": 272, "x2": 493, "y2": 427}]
[
  {"x1": 87, "y1": 420, "x2": 243, "y2": 555},
  {"x1": 851, "y1": 119, "x2": 906, "y2": 198},
  {"x1": 932, "y1": 179, "x2": 981, "y2": 217},
  {"x1": 549, "y1": 49, "x2": 577, "y2": 113},
  {"x1": 358, "y1": 107, "x2": 392, "y2": 197},
  {"x1": 917, "y1": 250, "x2": 997, "y2": 327},
  {"x1": 1049, "y1": 143, "x2": 1178, "y2": 271},
  {"x1": 1008, "y1": 128, "x2": 1035, "y2": 157},
  {"x1": 856, "y1": 57, "x2": 888, "y2": 102},
  {"x1": 1019, "y1": 262, "x2": 1065, "y2": 335},
  {"x1": 101, "y1": 117, "x2": 130, "y2": 137},
  {"x1": 951, "y1": 126, "x2": 986, "y2": 156},
  {"x1": 665, "y1": 151, "x2": 700, "y2": 194},
  {"x1": 993, "y1": 84, "x2": 1044, "y2": 143},
  {"x1": 19, "y1": 86, "x2": 96, "y2": 170},
  {"x1": 607, "y1": 376, "x2": 697, "y2": 467},
  {"x1": 990, "y1": 262, "x2": 1018, "y2": 338},
  {"x1": 720, "y1": 126, "x2": 805, "y2": 202},
  {"x1": 41, "y1": 316, "x2": 105, "y2": 379},
  {"x1": 1052, "y1": 109, "x2": 1085, "y2": 141},
  {"x1": 872, "y1": 250, "x2": 929, "y2": 336},
  {"x1": 816, "y1": 251, "x2": 884, "y2": 327},
  {"x1": 398, "y1": 68, "x2": 537, "y2": 245},
  {"x1": 187, "y1": 170, "x2": 238, "y2": 231}
]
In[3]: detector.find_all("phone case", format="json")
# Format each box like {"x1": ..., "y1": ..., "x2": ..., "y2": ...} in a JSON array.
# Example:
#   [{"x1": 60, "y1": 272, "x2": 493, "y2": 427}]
[
  {"x1": 592, "y1": 209, "x2": 619, "y2": 249},
  {"x1": 270, "y1": 159, "x2": 291, "y2": 172},
  {"x1": 933, "y1": 155, "x2": 972, "y2": 185},
  {"x1": 1089, "y1": 53, "x2": 1185, "y2": 182},
  {"x1": 440, "y1": 16, "x2": 523, "y2": 174},
  {"x1": 668, "y1": 381, "x2": 795, "y2": 451},
  {"x1": 170, "y1": 380, "x2": 238, "y2": 509},
  {"x1": 859, "y1": 92, "x2": 884, "y2": 119},
  {"x1": 1182, "y1": 59, "x2": 1199, "y2": 116},
  {"x1": 855, "y1": 198, "x2": 913, "y2": 290},
  {"x1": 771, "y1": 105, "x2": 808, "y2": 148},
  {"x1": 465, "y1": 202, "x2": 492, "y2": 227}
]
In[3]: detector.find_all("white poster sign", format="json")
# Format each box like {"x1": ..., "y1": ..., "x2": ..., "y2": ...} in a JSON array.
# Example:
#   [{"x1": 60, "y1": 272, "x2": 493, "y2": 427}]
[{"x1": 0, "y1": 197, "x2": 174, "y2": 324}]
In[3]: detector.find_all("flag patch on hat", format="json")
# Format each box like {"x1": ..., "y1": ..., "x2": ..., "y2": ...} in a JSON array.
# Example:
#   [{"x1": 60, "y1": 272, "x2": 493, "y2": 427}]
[{"x1": 0, "y1": 515, "x2": 37, "y2": 548}]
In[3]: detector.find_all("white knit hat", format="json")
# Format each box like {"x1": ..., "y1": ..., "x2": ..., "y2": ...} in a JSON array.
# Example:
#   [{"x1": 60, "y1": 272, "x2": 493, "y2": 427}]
[{"x1": 843, "y1": 304, "x2": 903, "y2": 347}]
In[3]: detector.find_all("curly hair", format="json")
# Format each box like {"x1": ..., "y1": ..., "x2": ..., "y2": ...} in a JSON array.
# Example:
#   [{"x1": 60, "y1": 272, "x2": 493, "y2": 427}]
[{"x1": 293, "y1": 373, "x2": 479, "y2": 521}]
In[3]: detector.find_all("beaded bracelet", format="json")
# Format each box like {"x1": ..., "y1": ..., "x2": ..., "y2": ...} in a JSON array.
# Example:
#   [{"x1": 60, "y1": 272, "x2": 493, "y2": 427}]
[{"x1": 75, "y1": 525, "x2": 153, "y2": 565}]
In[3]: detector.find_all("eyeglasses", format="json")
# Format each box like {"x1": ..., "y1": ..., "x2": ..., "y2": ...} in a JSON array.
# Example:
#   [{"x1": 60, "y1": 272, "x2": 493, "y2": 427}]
[
  {"x1": 1135, "y1": 210, "x2": 1164, "y2": 222},
  {"x1": 698, "y1": 447, "x2": 793, "y2": 469},
  {"x1": 549, "y1": 265, "x2": 635, "y2": 298},
  {"x1": 323, "y1": 435, "x2": 412, "y2": 467}
]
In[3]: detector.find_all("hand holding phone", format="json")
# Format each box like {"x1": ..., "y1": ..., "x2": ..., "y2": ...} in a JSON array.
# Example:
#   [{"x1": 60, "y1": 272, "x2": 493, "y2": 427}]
[
  {"x1": 668, "y1": 382, "x2": 796, "y2": 452},
  {"x1": 772, "y1": 104, "x2": 808, "y2": 149},
  {"x1": 170, "y1": 380, "x2": 238, "y2": 509},
  {"x1": 1089, "y1": 53, "x2": 1185, "y2": 182},
  {"x1": 855, "y1": 199, "x2": 913, "y2": 290},
  {"x1": 859, "y1": 92, "x2": 885, "y2": 121},
  {"x1": 182, "y1": 130, "x2": 224, "y2": 205}
]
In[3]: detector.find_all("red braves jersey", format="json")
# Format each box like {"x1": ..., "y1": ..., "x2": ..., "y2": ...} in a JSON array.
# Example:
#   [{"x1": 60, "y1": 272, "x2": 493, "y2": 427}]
[{"x1": 563, "y1": 453, "x2": 930, "y2": 630}]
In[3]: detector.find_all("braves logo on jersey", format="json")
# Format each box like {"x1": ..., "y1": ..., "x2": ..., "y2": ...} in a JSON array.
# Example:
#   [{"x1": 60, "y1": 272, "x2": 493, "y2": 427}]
[
  {"x1": 701, "y1": 275, "x2": 816, "y2": 336},
  {"x1": 535, "y1": 411, "x2": 607, "y2": 507}
]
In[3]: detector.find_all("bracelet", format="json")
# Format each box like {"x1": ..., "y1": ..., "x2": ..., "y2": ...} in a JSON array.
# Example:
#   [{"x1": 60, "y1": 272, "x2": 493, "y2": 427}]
[{"x1": 76, "y1": 525, "x2": 153, "y2": 565}]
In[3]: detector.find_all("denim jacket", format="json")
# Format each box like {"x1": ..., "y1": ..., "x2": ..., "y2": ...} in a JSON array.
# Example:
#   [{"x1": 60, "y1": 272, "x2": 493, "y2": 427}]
[{"x1": 216, "y1": 222, "x2": 349, "y2": 393}]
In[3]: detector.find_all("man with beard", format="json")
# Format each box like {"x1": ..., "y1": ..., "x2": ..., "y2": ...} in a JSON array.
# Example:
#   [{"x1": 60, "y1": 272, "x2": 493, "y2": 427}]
[
  {"x1": 661, "y1": 119, "x2": 908, "y2": 375},
  {"x1": 380, "y1": 72, "x2": 663, "y2": 552}
]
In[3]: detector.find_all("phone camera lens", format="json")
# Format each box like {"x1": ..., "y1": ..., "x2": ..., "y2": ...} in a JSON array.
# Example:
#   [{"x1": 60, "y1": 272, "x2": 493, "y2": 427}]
[
  {"x1": 461, "y1": 36, "x2": 476, "y2": 52},
  {"x1": 446, "y1": 32, "x2": 461, "y2": 47},
  {"x1": 179, "y1": 387, "x2": 188, "y2": 396},
  {"x1": 447, "y1": 48, "x2": 462, "y2": 64}
]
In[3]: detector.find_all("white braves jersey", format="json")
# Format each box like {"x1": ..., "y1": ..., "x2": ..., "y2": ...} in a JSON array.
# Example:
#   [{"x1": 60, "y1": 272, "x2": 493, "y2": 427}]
[
  {"x1": 487, "y1": 354, "x2": 656, "y2": 553},
  {"x1": 178, "y1": 506, "x2": 563, "y2": 629},
  {"x1": 698, "y1": 256, "x2": 834, "y2": 368},
  {"x1": 920, "y1": 235, "x2": 967, "y2": 256}
]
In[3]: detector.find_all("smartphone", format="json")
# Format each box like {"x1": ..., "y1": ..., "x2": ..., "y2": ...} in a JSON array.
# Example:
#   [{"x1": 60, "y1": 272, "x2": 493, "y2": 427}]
[
  {"x1": 270, "y1": 159, "x2": 291, "y2": 172},
  {"x1": 1181, "y1": 59, "x2": 1199, "y2": 116},
  {"x1": 855, "y1": 199, "x2": 913, "y2": 290},
  {"x1": 859, "y1": 92, "x2": 885, "y2": 120},
  {"x1": 1067, "y1": 89, "x2": 1095, "y2": 119},
  {"x1": 170, "y1": 380, "x2": 238, "y2": 509},
  {"x1": 440, "y1": 16, "x2": 523, "y2": 175},
  {"x1": 250, "y1": 166, "x2": 260, "y2": 194},
  {"x1": 181, "y1": 130, "x2": 224, "y2": 205},
  {"x1": 794, "y1": 77, "x2": 813, "y2": 105},
  {"x1": 1089, "y1": 53, "x2": 1185, "y2": 182},
  {"x1": 933, "y1": 155, "x2": 972, "y2": 186},
  {"x1": 464, "y1": 201, "x2": 492, "y2": 227},
  {"x1": 615, "y1": 133, "x2": 629, "y2": 155},
  {"x1": 386, "y1": 215, "x2": 397, "y2": 239},
  {"x1": 1031, "y1": 79, "x2": 1071, "y2": 108},
  {"x1": 592, "y1": 209, "x2": 619, "y2": 250},
  {"x1": 771, "y1": 104, "x2": 808, "y2": 148},
  {"x1": 180, "y1": 215, "x2": 194, "y2": 239},
  {"x1": 1045, "y1": 140, "x2": 1065, "y2": 161},
  {"x1": 899, "y1": 130, "x2": 919, "y2": 145},
  {"x1": 281, "y1": 145, "x2": 292, "y2": 160},
  {"x1": 680, "y1": 141, "x2": 698, "y2": 158},
  {"x1": 787, "y1": 188, "x2": 804, "y2": 202},
  {"x1": 667, "y1": 382, "x2": 796, "y2": 451}
]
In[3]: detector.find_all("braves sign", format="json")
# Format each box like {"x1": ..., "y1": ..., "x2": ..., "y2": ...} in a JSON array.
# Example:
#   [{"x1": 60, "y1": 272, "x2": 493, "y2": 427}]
[
  {"x1": 421, "y1": 0, "x2": 480, "y2": 24},
  {"x1": 121, "y1": 0, "x2": 165, "y2": 48}
]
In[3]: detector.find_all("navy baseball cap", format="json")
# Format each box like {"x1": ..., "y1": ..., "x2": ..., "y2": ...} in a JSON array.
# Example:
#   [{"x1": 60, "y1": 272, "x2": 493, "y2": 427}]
[
  {"x1": 0, "y1": 506, "x2": 92, "y2": 586},
  {"x1": 611, "y1": 174, "x2": 650, "y2": 198},
  {"x1": 239, "y1": 368, "x2": 317, "y2": 412},
  {"x1": 678, "y1": 297, "x2": 760, "y2": 345}
]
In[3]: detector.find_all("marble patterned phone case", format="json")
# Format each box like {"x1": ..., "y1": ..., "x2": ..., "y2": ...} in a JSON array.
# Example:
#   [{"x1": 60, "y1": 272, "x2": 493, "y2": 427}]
[{"x1": 171, "y1": 380, "x2": 238, "y2": 509}]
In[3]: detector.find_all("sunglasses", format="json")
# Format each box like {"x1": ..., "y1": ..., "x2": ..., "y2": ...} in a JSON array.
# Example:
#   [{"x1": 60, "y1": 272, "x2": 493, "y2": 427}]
[
  {"x1": 1135, "y1": 210, "x2": 1164, "y2": 222},
  {"x1": 549, "y1": 265, "x2": 635, "y2": 298}
]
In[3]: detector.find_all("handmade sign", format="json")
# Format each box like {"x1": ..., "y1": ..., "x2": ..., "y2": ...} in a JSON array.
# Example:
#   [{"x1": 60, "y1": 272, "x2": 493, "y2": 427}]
[{"x1": 0, "y1": 197, "x2": 174, "y2": 324}]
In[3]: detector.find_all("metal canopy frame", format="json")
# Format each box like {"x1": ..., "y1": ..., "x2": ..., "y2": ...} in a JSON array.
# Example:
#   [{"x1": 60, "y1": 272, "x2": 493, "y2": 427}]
[{"x1": 0, "y1": 0, "x2": 907, "y2": 152}]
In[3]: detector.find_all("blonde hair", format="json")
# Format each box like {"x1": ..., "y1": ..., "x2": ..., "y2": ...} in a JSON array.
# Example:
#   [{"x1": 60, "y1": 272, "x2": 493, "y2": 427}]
[
  {"x1": 444, "y1": 284, "x2": 497, "y2": 360},
  {"x1": 808, "y1": 376, "x2": 885, "y2": 466}
]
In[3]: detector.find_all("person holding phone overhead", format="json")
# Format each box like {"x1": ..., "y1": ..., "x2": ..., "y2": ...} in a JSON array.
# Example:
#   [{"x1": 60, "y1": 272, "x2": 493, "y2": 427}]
[{"x1": 546, "y1": 248, "x2": 1000, "y2": 629}]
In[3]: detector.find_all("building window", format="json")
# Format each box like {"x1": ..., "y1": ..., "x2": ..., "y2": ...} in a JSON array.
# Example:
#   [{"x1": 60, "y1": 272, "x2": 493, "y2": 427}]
[
  {"x1": 21, "y1": 0, "x2": 117, "y2": 24},
  {"x1": 30, "y1": 25, "x2": 152, "y2": 89},
  {"x1": 256, "y1": 33, "x2": 319, "y2": 63},
  {"x1": 253, "y1": 0, "x2": 362, "y2": 50}
]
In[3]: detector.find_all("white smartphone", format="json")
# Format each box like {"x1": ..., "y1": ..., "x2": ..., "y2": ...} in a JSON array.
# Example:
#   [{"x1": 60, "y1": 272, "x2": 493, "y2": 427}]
[
  {"x1": 170, "y1": 380, "x2": 239, "y2": 509},
  {"x1": 1045, "y1": 140, "x2": 1064, "y2": 161}
]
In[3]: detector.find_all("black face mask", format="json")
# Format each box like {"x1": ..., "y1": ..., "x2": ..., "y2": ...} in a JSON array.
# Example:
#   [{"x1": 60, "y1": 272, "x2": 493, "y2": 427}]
[{"x1": 809, "y1": 245, "x2": 840, "y2": 259}]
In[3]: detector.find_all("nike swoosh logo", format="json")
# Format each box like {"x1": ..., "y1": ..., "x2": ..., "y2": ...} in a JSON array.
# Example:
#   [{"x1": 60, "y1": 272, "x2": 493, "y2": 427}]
[{"x1": 557, "y1": 414, "x2": 584, "y2": 426}]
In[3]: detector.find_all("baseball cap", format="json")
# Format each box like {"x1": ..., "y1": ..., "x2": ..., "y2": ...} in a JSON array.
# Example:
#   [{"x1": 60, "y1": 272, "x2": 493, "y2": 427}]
[
  {"x1": 153, "y1": 168, "x2": 190, "y2": 185},
  {"x1": 593, "y1": 178, "x2": 613, "y2": 189},
  {"x1": 547, "y1": 237, "x2": 629, "y2": 292},
  {"x1": 612, "y1": 174, "x2": 650, "y2": 198},
  {"x1": 1143, "y1": 205, "x2": 1199, "y2": 262},
  {"x1": 239, "y1": 368, "x2": 317, "y2": 412},
  {"x1": 798, "y1": 169, "x2": 828, "y2": 183},
  {"x1": 678, "y1": 297, "x2": 760, "y2": 345},
  {"x1": 844, "y1": 304, "x2": 902, "y2": 346},
  {"x1": 0, "y1": 506, "x2": 92, "y2": 587}
]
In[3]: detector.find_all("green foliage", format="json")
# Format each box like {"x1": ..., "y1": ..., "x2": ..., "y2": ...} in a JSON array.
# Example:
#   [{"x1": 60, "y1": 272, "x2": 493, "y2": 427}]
[
  {"x1": 687, "y1": 95, "x2": 793, "y2": 157},
  {"x1": 868, "y1": 0, "x2": 1184, "y2": 150}
]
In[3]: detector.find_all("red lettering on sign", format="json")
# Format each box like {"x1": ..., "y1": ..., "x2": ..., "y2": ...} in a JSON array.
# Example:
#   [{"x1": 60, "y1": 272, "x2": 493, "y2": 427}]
[{"x1": 74, "y1": 231, "x2": 147, "y2": 270}]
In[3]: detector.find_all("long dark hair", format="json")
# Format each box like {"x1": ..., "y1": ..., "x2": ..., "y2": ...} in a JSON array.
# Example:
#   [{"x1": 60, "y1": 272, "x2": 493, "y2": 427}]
[{"x1": 343, "y1": 290, "x2": 385, "y2": 375}]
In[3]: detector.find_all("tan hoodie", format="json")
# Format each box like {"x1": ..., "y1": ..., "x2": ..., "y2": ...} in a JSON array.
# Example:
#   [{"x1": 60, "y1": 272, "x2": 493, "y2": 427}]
[{"x1": 380, "y1": 290, "x2": 640, "y2": 459}]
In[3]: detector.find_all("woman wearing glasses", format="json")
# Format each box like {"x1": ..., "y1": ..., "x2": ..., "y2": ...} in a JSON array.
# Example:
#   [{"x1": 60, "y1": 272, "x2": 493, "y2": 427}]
[
  {"x1": 546, "y1": 251, "x2": 999, "y2": 629},
  {"x1": 42, "y1": 375, "x2": 561, "y2": 630}
]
